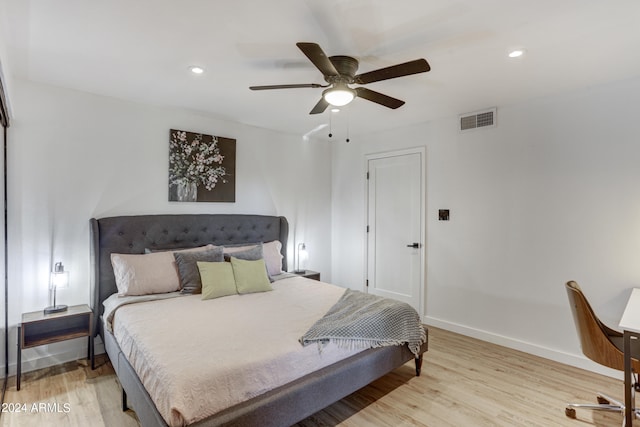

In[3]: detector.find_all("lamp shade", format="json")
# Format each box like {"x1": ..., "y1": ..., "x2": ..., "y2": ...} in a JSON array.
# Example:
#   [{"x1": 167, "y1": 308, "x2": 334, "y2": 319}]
[
  {"x1": 295, "y1": 243, "x2": 308, "y2": 273},
  {"x1": 45, "y1": 262, "x2": 69, "y2": 314},
  {"x1": 50, "y1": 262, "x2": 69, "y2": 289},
  {"x1": 323, "y1": 85, "x2": 355, "y2": 107}
]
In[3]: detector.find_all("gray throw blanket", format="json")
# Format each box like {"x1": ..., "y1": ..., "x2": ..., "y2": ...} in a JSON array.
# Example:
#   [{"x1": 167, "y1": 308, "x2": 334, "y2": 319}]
[{"x1": 299, "y1": 289, "x2": 426, "y2": 356}]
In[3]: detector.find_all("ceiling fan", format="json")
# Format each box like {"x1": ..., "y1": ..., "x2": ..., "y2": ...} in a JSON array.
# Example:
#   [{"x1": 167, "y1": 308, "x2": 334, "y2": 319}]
[{"x1": 249, "y1": 42, "x2": 430, "y2": 114}]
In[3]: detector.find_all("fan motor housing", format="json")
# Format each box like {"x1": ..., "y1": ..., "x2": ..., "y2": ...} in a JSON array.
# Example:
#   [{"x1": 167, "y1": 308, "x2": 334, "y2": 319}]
[{"x1": 327, "y1": 55, "x2": 359, "y2": 82}]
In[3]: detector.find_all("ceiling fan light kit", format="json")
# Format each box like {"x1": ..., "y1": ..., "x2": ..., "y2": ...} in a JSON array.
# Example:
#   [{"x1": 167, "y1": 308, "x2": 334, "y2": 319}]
[
  {"x1": 249, "y1": 42, "x2": 430, "y2": 115},
  {"x1": 323, "y1": 84, "x2": 355, "y2": 106}
]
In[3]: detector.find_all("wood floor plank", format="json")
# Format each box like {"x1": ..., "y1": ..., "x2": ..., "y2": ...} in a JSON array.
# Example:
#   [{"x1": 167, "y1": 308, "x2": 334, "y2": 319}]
[
  {"x1": 0, "y1": 355, "x2": 138, "y2": 427},
  {"x1": 1, "y1": 327, "x2": 637, "y2": 426}
]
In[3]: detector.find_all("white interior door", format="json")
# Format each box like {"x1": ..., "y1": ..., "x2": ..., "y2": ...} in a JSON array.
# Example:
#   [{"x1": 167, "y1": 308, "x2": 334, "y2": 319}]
[{"x1": 366, "y1": 149, "x2": 424, "y2": 313}]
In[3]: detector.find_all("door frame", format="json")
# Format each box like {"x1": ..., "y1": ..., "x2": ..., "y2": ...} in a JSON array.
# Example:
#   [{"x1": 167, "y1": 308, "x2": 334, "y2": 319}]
[{"x1": 364, "y1": 146, "x2": 426, "y2": 316}]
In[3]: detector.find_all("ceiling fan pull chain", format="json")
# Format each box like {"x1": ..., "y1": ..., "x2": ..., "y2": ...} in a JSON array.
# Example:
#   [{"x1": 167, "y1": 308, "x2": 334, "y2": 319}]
[
  {"x1": 346, "y1": 107, "x2": 350, "y2": 143},
  {"x1": 328, "y1": 111, "x2": 333, "y2": 138}
]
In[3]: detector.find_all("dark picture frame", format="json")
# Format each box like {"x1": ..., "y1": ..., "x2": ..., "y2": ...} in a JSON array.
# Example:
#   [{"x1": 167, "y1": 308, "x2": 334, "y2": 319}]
[{"x1": 168, "y1": 129, "x2": 236, "y2": 202}]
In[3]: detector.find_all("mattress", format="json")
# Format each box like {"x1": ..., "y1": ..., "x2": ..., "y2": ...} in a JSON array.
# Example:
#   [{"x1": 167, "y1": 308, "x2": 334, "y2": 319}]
[{"x1": 107, "y1": 276, "x2": 363, "y2": 426}]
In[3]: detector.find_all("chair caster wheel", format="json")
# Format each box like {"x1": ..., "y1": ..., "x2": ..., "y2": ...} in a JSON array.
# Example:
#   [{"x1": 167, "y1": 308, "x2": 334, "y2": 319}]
[
  {"x1": 596, "y1": 395, "x2": 610, "y2": 405},
  {"x1": 565, "y1": 407, "x2": 576, "y2": 418}
]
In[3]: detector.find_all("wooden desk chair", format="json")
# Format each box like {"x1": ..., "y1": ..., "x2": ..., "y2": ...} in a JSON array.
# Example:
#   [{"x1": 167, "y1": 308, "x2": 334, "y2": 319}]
[{"x1": 565, "y1": 280, "x2": 640, "y2": 420}]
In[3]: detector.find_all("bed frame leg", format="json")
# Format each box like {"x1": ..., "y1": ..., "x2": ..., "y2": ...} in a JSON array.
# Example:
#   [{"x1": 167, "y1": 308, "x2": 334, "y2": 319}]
[
  {"x1": 122, "y1": 389, "x2": 128, "y2": 411},
  {"x1": 415, "y1": 354, "x2": 423, "y2": 376}
]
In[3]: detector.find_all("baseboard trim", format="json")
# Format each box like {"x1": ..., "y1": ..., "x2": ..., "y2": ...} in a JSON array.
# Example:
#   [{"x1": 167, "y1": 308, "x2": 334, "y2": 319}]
[{"x1": 423, "y1": 315, "x2": 622, "y2": 380}]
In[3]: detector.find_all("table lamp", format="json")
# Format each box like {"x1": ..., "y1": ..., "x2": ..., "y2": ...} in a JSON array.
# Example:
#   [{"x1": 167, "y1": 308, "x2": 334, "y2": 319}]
[
  {"x1": 44, "y1": 262, "x2": 69, "y2": 314},
  {"x1": 295, "y1": 243, "x2": 308, "y2": 273}
]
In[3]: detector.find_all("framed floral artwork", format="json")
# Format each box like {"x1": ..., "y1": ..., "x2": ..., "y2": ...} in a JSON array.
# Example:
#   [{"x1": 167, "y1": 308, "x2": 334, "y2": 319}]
[{"x1": 168, "y1": 129, "x2": 236, "y2": 202}]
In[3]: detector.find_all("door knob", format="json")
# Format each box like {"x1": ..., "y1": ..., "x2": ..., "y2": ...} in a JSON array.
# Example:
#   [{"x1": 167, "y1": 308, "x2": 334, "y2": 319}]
[{"x1": 406, "y1": 243, "x2": 420, "y2": 248}]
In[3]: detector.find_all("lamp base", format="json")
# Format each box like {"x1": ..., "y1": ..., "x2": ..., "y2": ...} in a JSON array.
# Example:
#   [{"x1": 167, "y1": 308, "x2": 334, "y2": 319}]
[
  {"x1": 44, "y1": 305, "x2": 68, "y2": 315},
  {"x1": 294, "y1": 270, "x2": 307, "y2": 274}
]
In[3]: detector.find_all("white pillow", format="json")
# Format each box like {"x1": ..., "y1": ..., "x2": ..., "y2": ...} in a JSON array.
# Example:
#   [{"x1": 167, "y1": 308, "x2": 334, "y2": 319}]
[
  {"x1": 111, "y1": 245, "x2": 212, "y2": 296},
  {"x1": 263, "y1": 240, "x2": 284, "y2": 276},
  {"x1": 222, "y1": 240, "x2": 283, "y2": 277}
]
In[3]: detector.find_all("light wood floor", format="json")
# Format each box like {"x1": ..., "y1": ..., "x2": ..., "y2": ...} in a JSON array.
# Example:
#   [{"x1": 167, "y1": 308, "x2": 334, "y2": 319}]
[{"x1": 1, "y1": 327, "x2": 637, "y2": 426}]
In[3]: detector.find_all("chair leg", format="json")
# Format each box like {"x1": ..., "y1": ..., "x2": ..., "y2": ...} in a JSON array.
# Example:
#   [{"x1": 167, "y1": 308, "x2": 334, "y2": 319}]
[
  {"x1": 566, "y1": 390, "x2": 625, "y2": 419},
  {"x1": 565, "y1": 403, "x2": 622, "y2": 415},
  {"x1": 566, "y1": 384, "x2": 638, "y2": 422},
  {"x1": 597, "y1": 393, "x2": 623, "y2": 407}
]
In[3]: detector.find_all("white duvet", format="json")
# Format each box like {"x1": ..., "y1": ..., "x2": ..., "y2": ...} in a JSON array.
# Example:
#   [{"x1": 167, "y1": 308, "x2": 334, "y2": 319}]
[{"x1": 107, "y1": 276, "x2": 362, "y2": 426}]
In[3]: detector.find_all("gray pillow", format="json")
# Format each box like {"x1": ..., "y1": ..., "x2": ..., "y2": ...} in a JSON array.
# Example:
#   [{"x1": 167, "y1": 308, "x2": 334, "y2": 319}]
[
  {"x1": 174, "y1": 247, "x2": 224, "y2": 294},
  {"x1": 222, "y1": 243, "x2": 263, "y2": 261},
  {"x1": 223, "y1": 244, "x2": 273, "y2": 282}
]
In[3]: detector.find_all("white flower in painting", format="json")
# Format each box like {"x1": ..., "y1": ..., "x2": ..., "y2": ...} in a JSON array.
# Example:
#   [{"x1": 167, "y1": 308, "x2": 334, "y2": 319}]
[{"x1": 169, "y1": 131, "x2": 228, "y2": 191}]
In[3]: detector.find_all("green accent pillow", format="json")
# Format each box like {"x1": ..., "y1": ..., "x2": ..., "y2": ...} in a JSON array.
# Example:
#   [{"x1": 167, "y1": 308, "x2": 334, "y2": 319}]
[
  {"x1": 198, "y1": 261, "x2": 238, "y2": 300},
  {"x1": 230, "y1": 257, "x2": 273, "y2": 294}
]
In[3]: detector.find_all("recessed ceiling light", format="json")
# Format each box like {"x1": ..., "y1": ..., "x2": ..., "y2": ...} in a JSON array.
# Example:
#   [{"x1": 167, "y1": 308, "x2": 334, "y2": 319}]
[
  {"x1": 189, "y1": 66, "x2": 205, "y2": 74},
  {"x1": 508, "y1": 49, "x2": 525, "y2": 58},
  {"x1": 331, "y1": 108, "x2": 340, "y2": 113}
]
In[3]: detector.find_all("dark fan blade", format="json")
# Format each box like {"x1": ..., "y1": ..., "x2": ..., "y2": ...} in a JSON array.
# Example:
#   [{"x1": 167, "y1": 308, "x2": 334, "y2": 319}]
[
  {"x1": 354, "y1": 59, "x2": 430, "y2": 85},
  {"x1": 296, "y1": 42, "x2": 339, "y2": 77},
  {"x1": 250, "y1": 83, "x2": 326, "y2": 90},
  {"x1": 355, "y1": 87, "x2": 405, "y2": 109},
  {"x1": 309, "y1": 98, "x2": 329, "y2": 114}
]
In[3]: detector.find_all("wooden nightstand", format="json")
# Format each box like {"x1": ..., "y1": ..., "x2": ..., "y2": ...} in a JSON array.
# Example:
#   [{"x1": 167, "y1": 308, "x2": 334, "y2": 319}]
[
  {"x1": 17, "y1": 304, "x2": 93, "y2": 390},
  {"x1": 294, "y1": 270, "x2": 321, "y2": 281}
]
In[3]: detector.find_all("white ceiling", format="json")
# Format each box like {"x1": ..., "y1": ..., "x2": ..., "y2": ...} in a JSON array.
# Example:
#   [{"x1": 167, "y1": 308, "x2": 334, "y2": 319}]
[{"x1": 2, "y1": 0, "x2": 640, "y2": 138}]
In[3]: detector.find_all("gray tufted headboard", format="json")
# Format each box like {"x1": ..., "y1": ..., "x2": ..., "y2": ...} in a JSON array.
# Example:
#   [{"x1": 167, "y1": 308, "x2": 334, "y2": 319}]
[{"x1": 90, "y1": 214, "x2": 288, "y2": 334}]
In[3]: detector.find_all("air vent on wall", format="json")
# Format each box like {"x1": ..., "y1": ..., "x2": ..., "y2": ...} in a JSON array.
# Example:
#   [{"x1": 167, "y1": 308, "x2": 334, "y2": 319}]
[{"x1": 459, "y1": 108, "x2": 496, "y2": 132}]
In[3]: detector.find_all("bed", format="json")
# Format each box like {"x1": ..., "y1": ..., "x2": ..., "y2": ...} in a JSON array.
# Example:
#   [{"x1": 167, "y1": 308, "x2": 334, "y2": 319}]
[{"x1": 90, "y1": 214, "x2": 428, "y2": 427}]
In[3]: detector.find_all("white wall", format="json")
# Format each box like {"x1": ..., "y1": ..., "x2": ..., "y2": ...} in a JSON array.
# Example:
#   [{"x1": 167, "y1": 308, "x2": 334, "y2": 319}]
[
  {"x1": 332, "y1": 75, "x2": 640, "y2": 378},
  {"x1": 7, "y1": 79, "x2": 332, "y2": 373}
]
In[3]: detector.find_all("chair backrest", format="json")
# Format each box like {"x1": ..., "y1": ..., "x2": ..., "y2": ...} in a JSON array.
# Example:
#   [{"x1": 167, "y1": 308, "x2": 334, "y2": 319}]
[{"x1": 565, "y1": 280, "x2": 636, "y2": 372}]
